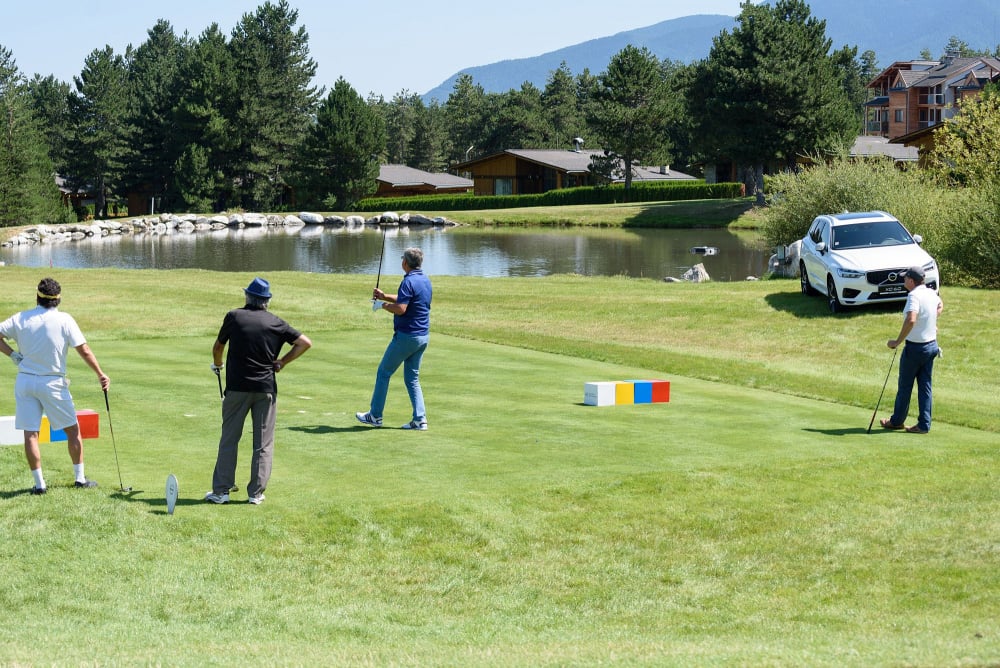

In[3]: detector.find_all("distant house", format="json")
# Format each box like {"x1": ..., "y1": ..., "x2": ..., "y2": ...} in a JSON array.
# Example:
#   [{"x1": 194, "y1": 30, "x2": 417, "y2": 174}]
[
  {"x1": 452, "y1": 148, "x2": 695, "y2": 196},
  {"x1": 55, "y1": 175, "x2": 93, "y2": 212},
  {"x1": 375, "y1": 164, "x2": 472, "y2": 198},
  {"x1": 848, "y1": 136, "x2": 918, "y2": 164},
  {"x1": 865, "y1": 53, "x2": 1000, "y2": 161}
]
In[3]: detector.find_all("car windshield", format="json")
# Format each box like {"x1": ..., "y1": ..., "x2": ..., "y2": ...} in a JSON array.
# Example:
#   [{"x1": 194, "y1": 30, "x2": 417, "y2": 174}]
[{"x1": 831, "y1": 221, "x2": 914, "y2": 250}]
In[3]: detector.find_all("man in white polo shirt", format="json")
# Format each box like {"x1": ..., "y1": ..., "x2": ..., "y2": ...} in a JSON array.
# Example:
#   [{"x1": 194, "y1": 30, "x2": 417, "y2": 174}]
[
  {"x1": 0, "y1": 278, "x2": 110, "y2": 494},
  {"x1": 880, "y1": 266, "x2": 943, "y2": 434}
]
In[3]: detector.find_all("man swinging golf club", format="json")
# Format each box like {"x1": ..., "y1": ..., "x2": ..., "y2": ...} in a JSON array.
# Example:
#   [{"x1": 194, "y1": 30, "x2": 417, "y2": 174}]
[
  {"x1": 880, "y1": 266, "x2": 943, "y2": 434},
  {"x1": 1, "y1": 278, "x2": 110, "y2": 494},
  {"x1": 357, "y1": 247, "x2": 432, "y2": 430},
  {"x1": 205, "y1": 277, "x2": 311, "y2": 505}
]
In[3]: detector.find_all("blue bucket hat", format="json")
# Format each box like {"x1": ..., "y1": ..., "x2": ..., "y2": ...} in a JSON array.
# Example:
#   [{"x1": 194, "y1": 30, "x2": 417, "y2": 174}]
[{"x1": 244, "y1": 277, "x2": 272, "y2": 299}]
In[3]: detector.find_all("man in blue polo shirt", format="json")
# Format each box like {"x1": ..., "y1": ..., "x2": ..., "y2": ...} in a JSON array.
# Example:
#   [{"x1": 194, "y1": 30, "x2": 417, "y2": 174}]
[{"x1": 357, "y1": 247, "x2": 432, "y2": 430}]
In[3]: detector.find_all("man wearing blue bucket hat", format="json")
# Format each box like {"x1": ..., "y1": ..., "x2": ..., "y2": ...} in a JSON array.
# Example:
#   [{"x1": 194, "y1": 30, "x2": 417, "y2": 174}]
[{"x1": 205, "y1": 277, "x2": 312, "y2": 505}]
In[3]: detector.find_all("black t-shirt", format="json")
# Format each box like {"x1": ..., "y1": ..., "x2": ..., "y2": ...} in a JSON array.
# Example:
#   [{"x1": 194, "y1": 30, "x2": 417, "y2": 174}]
[{"x1": 217, "y1": 307, "x2": 302, "y2": 393}]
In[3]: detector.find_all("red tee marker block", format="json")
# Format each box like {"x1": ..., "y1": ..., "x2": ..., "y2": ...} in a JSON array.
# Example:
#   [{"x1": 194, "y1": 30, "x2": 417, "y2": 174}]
[{"x1": 48, "y1": 409, "x2": 101, "y2": 442}]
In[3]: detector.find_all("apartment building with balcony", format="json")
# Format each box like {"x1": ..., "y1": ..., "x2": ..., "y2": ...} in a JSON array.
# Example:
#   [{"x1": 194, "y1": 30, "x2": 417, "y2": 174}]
[{"x1": 865, "y1": 54, "x2": 1000, "y2": 144}]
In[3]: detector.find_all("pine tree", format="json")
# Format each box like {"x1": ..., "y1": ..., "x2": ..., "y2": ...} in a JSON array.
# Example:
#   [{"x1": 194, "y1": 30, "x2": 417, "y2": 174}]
[
  {"x1": 64, "y1": 46, "x2": 134, "y2": 218},
  {"x1": 542, "y1": 62, "x2": 585, "y2": 149},
  {"x1": 293, "y1": 78, "x2": 385, "y2": 210},
  {"x1": 27, "y1": 74, "x2": 72, "y2": 168},
  {"x1": 686, "y1": 0, "x2": 856, "y2": 202},
  {"x1": 170, "y1": 24, "x2": 237, "y2": 211},
  {"x1": 125, "y1": 20, "x2": 190, "y2": 210},
  {"x1": 0, "y1": 46, "x2": 71, "y2": 227},
  {"x1": 588, "y1": 45, "x2": 671, "y2": 197},
  {"x1": 228, "y1": 0, "x2": 319, "y2": 210}
]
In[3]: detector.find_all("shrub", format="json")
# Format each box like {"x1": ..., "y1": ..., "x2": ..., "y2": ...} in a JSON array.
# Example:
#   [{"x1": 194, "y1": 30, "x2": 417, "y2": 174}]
[
  {"x1": 356, "y1": 182, "x2": 742, "y2": 212},
  {"x1": 758, "y1": 158, "x2": 954, "y2": 249}
]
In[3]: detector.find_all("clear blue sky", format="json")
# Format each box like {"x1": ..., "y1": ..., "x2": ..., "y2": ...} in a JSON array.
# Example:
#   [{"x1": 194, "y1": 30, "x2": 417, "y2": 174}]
[{"x1": 2, "y1": 1, "x2": 744, "y2": 98}]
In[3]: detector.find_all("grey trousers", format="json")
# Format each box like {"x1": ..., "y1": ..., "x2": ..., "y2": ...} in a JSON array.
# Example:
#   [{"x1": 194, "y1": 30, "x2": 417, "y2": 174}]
[{"x1": 211, "y1": 390, "x2": 277, "y2": 498}]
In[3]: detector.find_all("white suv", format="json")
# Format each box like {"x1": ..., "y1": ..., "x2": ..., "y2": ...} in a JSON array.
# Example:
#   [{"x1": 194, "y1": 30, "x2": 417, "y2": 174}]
[{"x1": 799, "y1": 211, "x2": 939, "y2": 313}]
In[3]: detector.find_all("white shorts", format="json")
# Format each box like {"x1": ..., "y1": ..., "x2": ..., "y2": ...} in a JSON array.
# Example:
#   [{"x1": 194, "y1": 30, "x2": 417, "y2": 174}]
[{"x1": 14, "y1": 373, "x2": 78, "y2": 432}]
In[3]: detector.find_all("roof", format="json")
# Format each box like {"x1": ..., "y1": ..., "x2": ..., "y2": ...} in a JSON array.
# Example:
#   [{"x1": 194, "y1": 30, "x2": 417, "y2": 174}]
[
  {"x1": 886, "y1": 57, "x2": 1000, "y2": 90},
  {"x1": 455, "y1": 149, "x2": 696, "y2": 180},
  {"x1": 377, "y1": 164, "x2": 472, "y2": 190},
  {"x1": 850, "y1": 136, "x2": 919, "y2": 162},
  {"x1": 629, "y1": 165, "x2": 697, "y2": 182}
]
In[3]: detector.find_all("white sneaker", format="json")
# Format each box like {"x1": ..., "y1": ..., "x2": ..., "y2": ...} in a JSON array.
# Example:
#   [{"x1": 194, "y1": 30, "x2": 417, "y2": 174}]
[
  {"x1": 248, "y1": 494, "x2": 265, "y2": 505},
  {"x1": 204, "y1": 491, "x2": 230, "y2": 504},
  {"x1": 402, "y1": 420, "x2": 428, "y2": 430},
  {"x1": 355, "y1": 411, "x2": 383, "y2": 427}
]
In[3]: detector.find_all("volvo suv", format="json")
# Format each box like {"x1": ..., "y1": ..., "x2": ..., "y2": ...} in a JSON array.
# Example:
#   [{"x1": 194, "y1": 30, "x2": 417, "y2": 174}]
[{"x1": 799, "y1": 211, "x2": 939, "y2": 313}]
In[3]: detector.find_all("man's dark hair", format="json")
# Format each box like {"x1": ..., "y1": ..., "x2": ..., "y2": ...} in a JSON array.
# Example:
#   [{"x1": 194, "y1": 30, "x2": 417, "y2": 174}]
[{"x1": 37, "y1": 277, "x2": 62, "y2": 308}]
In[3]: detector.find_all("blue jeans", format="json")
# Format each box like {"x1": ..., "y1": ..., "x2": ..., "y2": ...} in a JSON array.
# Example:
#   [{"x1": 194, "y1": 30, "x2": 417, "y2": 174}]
[
  {"x1": 369, "y1": 332, "x2": 429, "y2": 423},
  {"x1": 890, "y1": 340, "x2": 939, "y2": 431}
]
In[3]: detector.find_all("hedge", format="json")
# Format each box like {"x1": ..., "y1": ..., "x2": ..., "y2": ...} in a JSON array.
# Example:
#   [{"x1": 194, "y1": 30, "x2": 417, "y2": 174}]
[{"x1": 356, "y1": 182, "x2": 743, "y2": 212}]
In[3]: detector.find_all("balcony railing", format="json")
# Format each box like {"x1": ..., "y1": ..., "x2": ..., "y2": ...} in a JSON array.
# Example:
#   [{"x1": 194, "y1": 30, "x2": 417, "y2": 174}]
[{"x1": 865, "y1": 120, "x2": 889, "y2": 135}]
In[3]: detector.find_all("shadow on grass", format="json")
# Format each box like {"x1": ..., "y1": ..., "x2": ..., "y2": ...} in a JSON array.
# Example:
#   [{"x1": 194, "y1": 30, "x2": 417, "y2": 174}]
[
  {"x1": 109, "y1": 489, "x2": 251, "y2": 514},
  {"x1": 803, "y1": 427, "x2": 892, "y2": 436},
  {"x1": 765, "y1": 290, "x2": 902, "y2": 319},
  {"x1": 289, "y1": 425, "x2": 370, "y2": 434},
  {"x1": 621, "y1": 199, "x2": 754, "y2": 228}
]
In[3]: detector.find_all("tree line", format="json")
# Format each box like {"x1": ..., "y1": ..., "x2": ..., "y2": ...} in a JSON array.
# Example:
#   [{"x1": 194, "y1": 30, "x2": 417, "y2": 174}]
[{"x1": 0, "y1": 0, "x2": 989, "y2": 227}]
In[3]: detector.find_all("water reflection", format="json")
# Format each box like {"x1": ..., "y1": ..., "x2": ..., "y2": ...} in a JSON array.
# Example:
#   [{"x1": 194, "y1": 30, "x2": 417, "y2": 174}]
[{"x1": 2, "y1": 225, "x2": 768, "y2": 280}]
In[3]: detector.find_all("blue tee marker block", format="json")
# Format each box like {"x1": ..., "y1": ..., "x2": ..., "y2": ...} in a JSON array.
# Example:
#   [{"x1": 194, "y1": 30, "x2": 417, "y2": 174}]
[{"x1": 629, "y1": 380, "x2": 653, "y2": 404}]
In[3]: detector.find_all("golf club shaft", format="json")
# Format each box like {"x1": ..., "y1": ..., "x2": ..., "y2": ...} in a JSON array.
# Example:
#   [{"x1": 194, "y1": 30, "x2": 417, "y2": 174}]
[
  {"x1": 867, "y1": 347, "x2": 898, "y2": 433},
  {"x1": 375, "y1": 225, "x2": 386, "y2": 291},
  {"x1": 217, "y1": 371, "x2": 223, "y2": 399},
  {"x1": 103, "y1": 389, "x2": 129, "y2": 490}
]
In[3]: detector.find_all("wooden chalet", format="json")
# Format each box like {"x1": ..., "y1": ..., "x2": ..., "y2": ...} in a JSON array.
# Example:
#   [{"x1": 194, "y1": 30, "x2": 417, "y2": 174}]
[
  {"x1": 375, "y1": 164, "x2": 472, "y2": 198},
  {"x1": 452, "y1": 148, "x2": 695, "y2": 196}
]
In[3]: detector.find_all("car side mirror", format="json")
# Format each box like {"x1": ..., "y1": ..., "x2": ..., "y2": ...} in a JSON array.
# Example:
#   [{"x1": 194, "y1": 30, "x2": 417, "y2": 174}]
[
  {"x1": 815, "y1": 242, "x2": 827, "y2": 254},
  {"x1": 913, "y1": 234, "x2": 923, "y2": 244}
]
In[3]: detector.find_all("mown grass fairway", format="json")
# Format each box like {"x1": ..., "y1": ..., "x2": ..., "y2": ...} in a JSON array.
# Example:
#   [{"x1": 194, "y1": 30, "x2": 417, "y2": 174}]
[{"x1": 1, "y1": 266, "x2": 997, "y2": 666}]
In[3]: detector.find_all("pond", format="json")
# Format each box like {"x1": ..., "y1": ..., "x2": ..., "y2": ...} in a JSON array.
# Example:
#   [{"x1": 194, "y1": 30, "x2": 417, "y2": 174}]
[{"x1": 1, "y1": 224, "x2": 770, "y2": 281}]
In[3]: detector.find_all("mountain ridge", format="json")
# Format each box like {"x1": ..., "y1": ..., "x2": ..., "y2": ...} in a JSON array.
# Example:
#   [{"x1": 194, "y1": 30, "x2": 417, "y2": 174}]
[{"x1": 423, "y1": 0, "x2": 1000, "y2": 102}]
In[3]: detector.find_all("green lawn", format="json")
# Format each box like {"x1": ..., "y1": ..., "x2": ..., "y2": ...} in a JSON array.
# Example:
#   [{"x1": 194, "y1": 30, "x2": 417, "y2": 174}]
[
  {"x1": 1, "y1": 266, "x2": 997, "y2": 666},
  {"x1": 365, "y1": 197, "x2": 756, "y2": 228}
]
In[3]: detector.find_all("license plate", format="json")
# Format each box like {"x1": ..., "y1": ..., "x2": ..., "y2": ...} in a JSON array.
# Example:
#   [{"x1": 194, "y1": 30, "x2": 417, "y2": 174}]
[{"x1": 880, "y1": 285, "x2": 906, "y2": 294}]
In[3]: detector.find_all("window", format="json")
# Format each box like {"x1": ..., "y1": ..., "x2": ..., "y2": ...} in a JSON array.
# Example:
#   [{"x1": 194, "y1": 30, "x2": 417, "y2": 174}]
[
  {"x1": 494, "y1": 178, "x2": 512, "y2": 196},
  {"x1": 894, "y1": 109, "x2": 904, "y2": 123}
]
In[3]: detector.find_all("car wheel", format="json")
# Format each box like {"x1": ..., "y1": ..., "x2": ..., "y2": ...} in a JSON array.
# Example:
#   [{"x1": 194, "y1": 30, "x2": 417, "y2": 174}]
[
  {"x1": 800, "y1": 262, "x2": 817, "y2": 295},
  {"x1": 827, "y1": 276, "x2": 843, "y2": 313}
]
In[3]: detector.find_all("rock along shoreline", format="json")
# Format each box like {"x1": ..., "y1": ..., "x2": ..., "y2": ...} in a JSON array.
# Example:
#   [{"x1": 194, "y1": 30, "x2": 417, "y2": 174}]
[{"x1": 1, "y1": 211, "x2": 459, "y2": 247}]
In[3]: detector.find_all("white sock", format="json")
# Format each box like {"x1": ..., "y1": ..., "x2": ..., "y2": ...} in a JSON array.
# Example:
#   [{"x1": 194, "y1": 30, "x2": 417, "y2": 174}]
[
  {"x1": 73, "y1": 463, "x2": 86, "y2": 483},
  {"x1": 32, "y1": 468, "x2": 46, "y2": 489}
]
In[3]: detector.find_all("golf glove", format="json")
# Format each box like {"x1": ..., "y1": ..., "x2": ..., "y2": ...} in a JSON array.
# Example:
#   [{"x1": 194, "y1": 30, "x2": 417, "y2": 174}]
[
  {"x1": 211, "y1": 363, "x2": 223, "y2": 376},
  {"x1": 372, "y1": 300, "x2": 382, "y2": 311},
  {"x1": 10, "y1": 351, "x2": 23, "y2": 365}
]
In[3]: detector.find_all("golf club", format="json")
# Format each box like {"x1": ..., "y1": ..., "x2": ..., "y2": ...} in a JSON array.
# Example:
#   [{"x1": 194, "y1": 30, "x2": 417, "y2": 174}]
[
  {"x1": 210, "y1": 367, "x2": 238, "y2": 493},
  {"x1": 372, "y1": 224, "x2": 386, "y2": 311},
  {"x1": 103, "y1": 389, "x2": 132, "y2": 492},
  {"x1": 867, "y1": 347, "x2": 899, "y2": 433}
]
